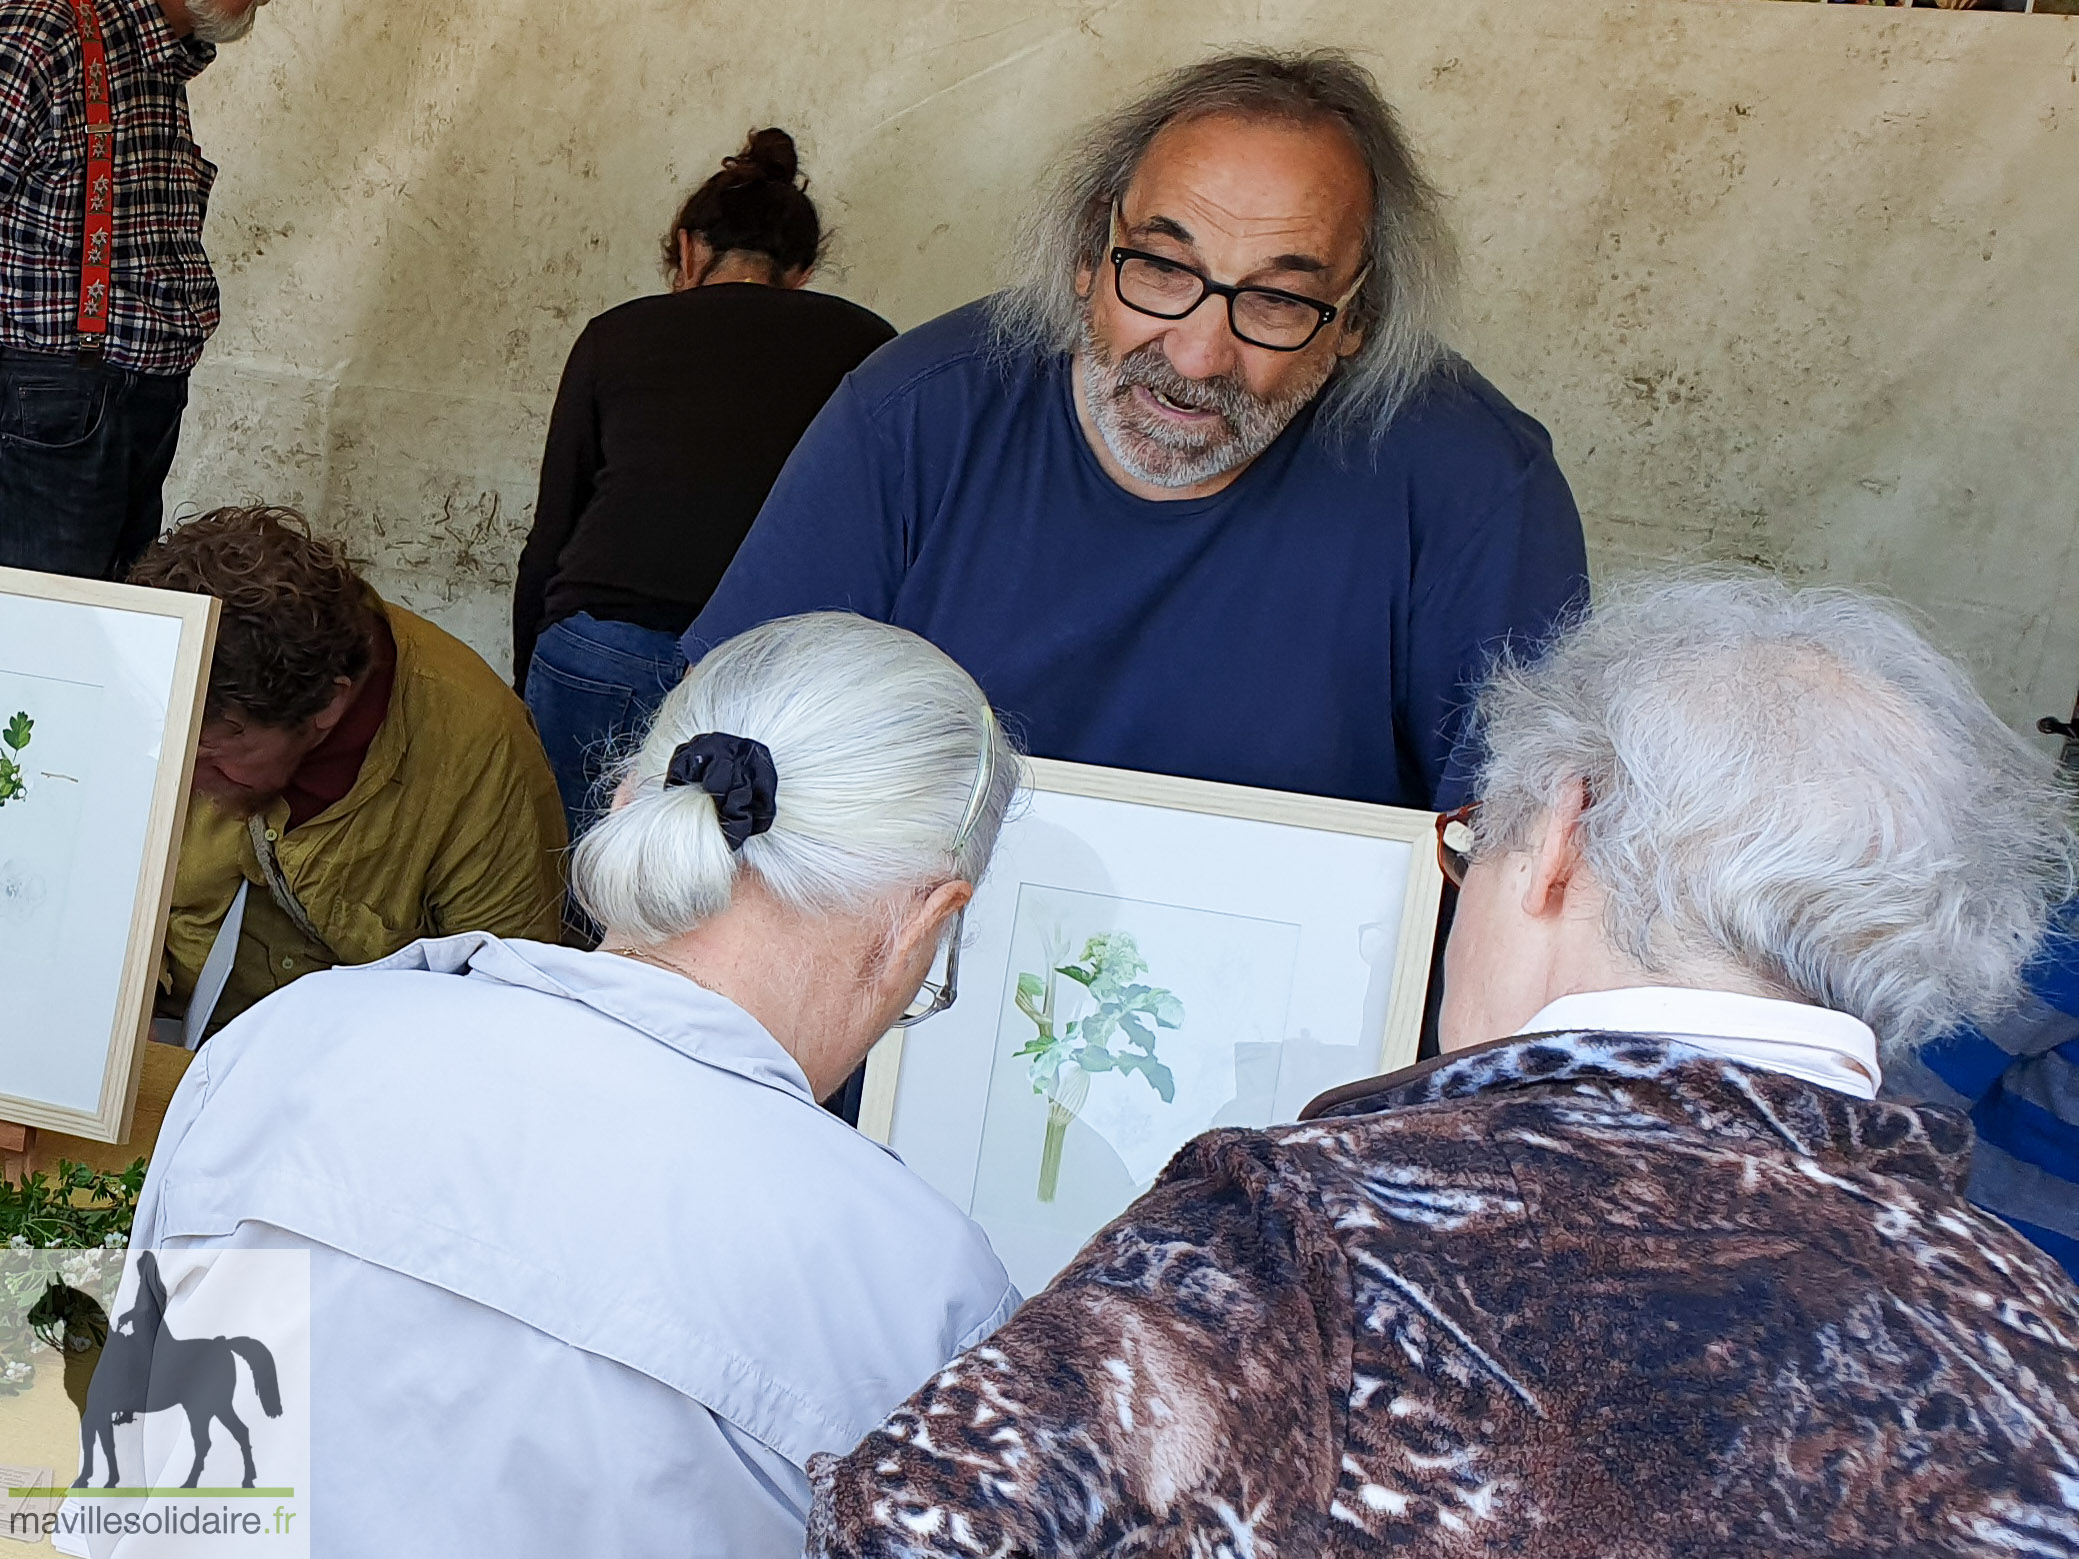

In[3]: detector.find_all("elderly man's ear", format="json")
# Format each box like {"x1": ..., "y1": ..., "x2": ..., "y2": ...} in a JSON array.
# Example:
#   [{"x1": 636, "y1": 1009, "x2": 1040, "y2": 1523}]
[
  {"x1": 1520, "y1": 777, "x2": 1592, "y2": 922},
  {"x1": 310, "y1": 675, "x2": 357, "y2": 738}
]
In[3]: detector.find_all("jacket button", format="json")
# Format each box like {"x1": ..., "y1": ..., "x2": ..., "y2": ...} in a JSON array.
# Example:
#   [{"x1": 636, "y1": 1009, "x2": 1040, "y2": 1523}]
[
  {"x1": 264, "y1": 828, "x2": 279, "y2": 842},
  {"x1": 280, "y1": 956, "x2": 295, "y2": 971}
]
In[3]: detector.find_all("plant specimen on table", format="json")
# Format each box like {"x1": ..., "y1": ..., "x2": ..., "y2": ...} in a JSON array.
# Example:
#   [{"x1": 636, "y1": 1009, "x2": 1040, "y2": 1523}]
[
  {"x1": 0, "y1": 711, "x2": 31, "y2": 807},
  {"x1": 0, "y1": 1159, "x2": 145, "y2": 1404},
  {"x1": 1014, "y1": 930, "x2": 1183, "y2": 1202}
]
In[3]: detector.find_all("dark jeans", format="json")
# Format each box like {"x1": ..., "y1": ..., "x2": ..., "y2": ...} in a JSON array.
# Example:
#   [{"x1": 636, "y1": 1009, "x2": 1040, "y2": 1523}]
[
  {"x1": 0, "y1": 348, "x2": 188, "y2": 579},
  {"x1": 524, "y1": 611, "x2": 686, "y2": 843}
]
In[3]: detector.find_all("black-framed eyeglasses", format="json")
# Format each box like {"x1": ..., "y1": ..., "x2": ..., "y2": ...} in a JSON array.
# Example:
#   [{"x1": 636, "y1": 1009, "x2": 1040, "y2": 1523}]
[
  {"x1": 894, "y1": 907, "x2": 963, "y2": 1027},
  {"x1": 1106, "y1": 204, "x2": 1369, "y2": 353},
  {"x1": 1435, "y1": 803, "x2": 1478, "y2": 889}
]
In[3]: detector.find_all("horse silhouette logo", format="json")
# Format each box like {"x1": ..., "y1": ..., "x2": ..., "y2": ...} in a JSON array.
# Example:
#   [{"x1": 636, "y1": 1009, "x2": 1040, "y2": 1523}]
[{"x1": 71, "y1": 1252, "x2": 282, "y2": 1490}]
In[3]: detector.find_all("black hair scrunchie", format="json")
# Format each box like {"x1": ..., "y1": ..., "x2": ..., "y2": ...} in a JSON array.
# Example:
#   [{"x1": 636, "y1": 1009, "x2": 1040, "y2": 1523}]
[{"x1": 664, "y1": 732, "x2": 778, "y2": 852}]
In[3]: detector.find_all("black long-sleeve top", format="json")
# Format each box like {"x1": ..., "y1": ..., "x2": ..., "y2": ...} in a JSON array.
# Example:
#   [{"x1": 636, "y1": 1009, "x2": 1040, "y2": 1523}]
[{"x1": 512, "y1": 283, "x2": 896, "y2": 679}]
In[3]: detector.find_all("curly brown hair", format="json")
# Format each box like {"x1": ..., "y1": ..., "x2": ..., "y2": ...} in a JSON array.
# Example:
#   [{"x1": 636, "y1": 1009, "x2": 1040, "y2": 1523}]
[{"x1": 129, "y1": 506, "x2": 377, "y2": 727}]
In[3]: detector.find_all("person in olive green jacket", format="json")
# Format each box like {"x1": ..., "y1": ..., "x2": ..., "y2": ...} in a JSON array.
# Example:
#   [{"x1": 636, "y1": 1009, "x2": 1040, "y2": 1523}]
[{"x1": 131, "y1": 506, "x2": 567, "y2": 1039}]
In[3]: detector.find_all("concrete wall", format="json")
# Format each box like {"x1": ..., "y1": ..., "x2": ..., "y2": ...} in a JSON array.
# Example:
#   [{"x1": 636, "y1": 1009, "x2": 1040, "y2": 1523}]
[{"x1": 169, "y1": 0, "x2": 2079, "y2": 740}]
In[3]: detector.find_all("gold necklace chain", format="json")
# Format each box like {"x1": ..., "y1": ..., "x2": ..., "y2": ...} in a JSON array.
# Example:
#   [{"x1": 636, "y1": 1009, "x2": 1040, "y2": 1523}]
[{"x1": 603, "y1": 944, "x2": 713, "y2": 993}]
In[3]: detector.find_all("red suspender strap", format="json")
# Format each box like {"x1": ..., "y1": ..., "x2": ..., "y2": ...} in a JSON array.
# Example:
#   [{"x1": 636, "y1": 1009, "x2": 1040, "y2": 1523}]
[{"x1": 66, "y1": 0, "x2": 113, "y2": 350}]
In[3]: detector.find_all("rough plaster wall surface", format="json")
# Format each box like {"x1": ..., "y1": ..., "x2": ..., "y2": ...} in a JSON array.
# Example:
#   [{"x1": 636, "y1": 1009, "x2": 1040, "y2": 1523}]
[{"x1": 170, "y1": 0, "x2": 2079, "y2": 738}]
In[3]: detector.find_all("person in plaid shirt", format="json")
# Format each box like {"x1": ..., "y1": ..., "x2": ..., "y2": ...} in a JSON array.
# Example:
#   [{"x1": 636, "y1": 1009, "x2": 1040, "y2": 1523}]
[{"x1": 0, "y1": 0, "x2": 269, "y2": 578}]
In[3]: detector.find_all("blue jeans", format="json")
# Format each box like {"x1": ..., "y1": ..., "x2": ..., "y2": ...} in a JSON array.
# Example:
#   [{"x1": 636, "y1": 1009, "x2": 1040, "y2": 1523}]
[
  {"x1": 0, "y1": 348, "x2": 188, "y2": 579},
  {"x1": 524, "y1": 612, "x2": 686, "y2": 841}
]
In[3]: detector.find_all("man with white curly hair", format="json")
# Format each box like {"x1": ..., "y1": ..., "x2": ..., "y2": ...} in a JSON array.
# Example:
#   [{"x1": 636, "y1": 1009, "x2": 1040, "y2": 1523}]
[
  {"x1": 0, "y1": 0, "x2": 269, "y2": 579},
  {"x1": 686, "y1": 50, "x2": 1585, "y2": 812},
  {"x1": 808, "y1": 572, "x2": 2079, "y2": 1559}
]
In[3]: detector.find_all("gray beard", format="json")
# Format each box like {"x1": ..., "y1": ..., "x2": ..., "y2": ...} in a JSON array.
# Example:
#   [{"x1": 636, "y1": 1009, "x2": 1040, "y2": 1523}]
[
  {"x1": 186, "y1": 0, "x2": 256, "y2": 45},
  {"x1": 1077, "y1": 316, "x2": 1329, "y2": 490}
]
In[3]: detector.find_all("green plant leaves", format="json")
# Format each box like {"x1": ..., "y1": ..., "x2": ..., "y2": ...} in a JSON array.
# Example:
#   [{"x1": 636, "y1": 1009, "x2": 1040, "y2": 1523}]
[
  {"x1": 0, "y1": 711, "x2": 33, "y2": 808},
  {"x1": 0, "y1": 1158, "x2": 144, "y2": 1250},
  {"x1": 0, "y1": 1157, "x2": 142, "y2": 1398},
  {"x1": 1056, "y1": 932, "x2": 1149, "y2": 1004},
  {"x1": 1014, "y1": 930, "x2": 1185, "y2": 1105},
  {"x1": 1021, "y1": 1040, "x2": 1068, "y2": 1094},
  {"x1": 1113, "y1": 1049, "x2": 1177, "y2": 1103}
]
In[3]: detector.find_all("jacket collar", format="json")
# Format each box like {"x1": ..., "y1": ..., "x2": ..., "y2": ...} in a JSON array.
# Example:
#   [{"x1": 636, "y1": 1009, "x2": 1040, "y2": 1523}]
[
  {"x1": 252, "y1": 600, "x2": 418, "y2": 837},
  {"x1": 1517, "y1": 987, "x2": 1880, "y2": 1099},
  {"x1": 1299, "y1": 1029, "x2": 1973, "y2": 1195},
  {"x1": 368, "y1": 932, "x2": 820, "y2": 1107}
]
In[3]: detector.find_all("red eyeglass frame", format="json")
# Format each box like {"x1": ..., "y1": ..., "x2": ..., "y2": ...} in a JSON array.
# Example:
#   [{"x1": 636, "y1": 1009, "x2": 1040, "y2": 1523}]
[{"x1": 1435, "y1": 802, "x2": 1479, "y2": 889}]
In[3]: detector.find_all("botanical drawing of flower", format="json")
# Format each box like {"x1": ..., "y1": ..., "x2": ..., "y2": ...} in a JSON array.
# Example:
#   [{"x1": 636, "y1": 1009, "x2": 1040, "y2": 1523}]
[
  {"x1": 1013, "y1": 930, "x2": 1184, "y2": 1203},
  {"x1": 0, "y1": 711, "x2": 30, "y2": 807}
]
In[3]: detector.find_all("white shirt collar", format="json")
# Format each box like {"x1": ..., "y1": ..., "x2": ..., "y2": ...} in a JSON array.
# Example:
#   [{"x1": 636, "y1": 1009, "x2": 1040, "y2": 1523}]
[
  {"x1": 369, "y1": 931, "x2": 819, "y2": 1105},
  {"x1": 1515, "y1": 986, "x2": 1882, "y2": 1099}
]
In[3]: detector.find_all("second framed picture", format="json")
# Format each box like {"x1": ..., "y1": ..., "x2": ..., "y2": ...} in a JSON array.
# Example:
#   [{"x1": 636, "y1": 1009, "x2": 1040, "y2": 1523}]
[
  {"x1": 0, "y1": 566, "x2": 217, "y2": 1143},
  {"x1": 862, "y1": 757, "x2": 1444, "y2": 1297}
]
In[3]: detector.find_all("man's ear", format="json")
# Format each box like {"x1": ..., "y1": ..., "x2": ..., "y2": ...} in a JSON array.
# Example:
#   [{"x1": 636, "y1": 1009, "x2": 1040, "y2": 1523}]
[
  {"x1": 1334, "y1": 320, "x2": 1368, "y2": 361},
  {"x1": 1521, "y1": 778, "x2": 1590, "y2": 921},
  {"x1": 308, "y1": 675, "x2": 357, "y2": 737}
]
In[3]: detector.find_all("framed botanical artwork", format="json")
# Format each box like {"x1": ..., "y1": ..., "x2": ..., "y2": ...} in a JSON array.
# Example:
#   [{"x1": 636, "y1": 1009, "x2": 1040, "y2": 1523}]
[
  {"x1": 0, "y1": 567, "x2": 217, "y2": 1143},
  {"x1": 862, "y1": 757, "x2": 1445, "y2": 1295}
]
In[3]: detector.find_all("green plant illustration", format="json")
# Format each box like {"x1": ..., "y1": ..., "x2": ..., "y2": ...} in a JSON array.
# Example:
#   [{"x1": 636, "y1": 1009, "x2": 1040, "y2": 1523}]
[
  {"x1": 1013, "y1": 930, "x2": 1184, "y2": 1202},
  {"x1": 0, "y1": 710, "x2": 30, "y2": 807}
]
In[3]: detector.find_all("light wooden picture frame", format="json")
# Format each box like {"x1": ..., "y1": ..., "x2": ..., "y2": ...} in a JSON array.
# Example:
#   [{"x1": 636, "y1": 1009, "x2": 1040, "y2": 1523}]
[
  {"x1": 863, "y1": 756, "x2": 1445, "y2": 1295},
  {"x1": 0, "y1": 567, "x2": 217, "y2": 1143}
]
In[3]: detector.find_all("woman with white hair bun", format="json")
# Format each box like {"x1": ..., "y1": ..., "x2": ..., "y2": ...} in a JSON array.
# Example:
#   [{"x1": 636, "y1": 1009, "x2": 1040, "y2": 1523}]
[{"x1": 124, "y1": 613, "x2": 1023, "y2": 1557}]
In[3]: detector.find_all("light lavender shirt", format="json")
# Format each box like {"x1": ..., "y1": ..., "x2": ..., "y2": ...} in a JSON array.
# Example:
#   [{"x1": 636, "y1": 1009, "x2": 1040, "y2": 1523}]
[{"x1": 132, "y1": 933, "x2": 1018, "y2": 1558}]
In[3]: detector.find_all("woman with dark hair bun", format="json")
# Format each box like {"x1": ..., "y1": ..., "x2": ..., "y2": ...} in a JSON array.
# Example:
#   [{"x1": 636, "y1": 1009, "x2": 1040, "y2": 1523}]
[
  {"x1": 660, "y1": 127, "x2": 822, "y2": 284},
  {"x1": 514, "y1": 127, "x2": 895, "y2": 845}
]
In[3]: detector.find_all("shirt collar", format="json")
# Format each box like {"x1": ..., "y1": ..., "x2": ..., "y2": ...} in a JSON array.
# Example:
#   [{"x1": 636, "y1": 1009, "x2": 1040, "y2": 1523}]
[
  {"x1": 267, "y1": 600, "x2": 413, "y2": 834},
  {"x1": 1516, "y1": 986, "x2": 1882, "y2": 1099},
  {"x1": 115, "y1": 0, "x2": 218, "y2": 82},
  {"x1": 368, "y1": 932, "x2": 820, "y2": 1106},
  {"x1": 280, "y1": 614, "x2": 396, "y2": 829}
]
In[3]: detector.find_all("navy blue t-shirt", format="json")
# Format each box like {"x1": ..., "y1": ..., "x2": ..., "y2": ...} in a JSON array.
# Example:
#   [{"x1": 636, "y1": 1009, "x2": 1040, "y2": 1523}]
[{"x1": 684, "y1": 300, "x2": 1587, "y2": 809}]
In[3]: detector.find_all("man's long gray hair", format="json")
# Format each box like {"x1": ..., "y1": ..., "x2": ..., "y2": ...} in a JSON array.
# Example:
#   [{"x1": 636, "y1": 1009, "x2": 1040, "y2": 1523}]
[{"x1": 988, "y1": 49, "x2": 1459, "y2": 441}]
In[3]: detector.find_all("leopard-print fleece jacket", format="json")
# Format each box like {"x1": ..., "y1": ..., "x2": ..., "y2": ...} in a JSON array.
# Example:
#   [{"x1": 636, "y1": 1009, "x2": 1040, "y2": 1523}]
[{"x1": 808, "y1": 1031, "x2": 2079, "y2": 1557}]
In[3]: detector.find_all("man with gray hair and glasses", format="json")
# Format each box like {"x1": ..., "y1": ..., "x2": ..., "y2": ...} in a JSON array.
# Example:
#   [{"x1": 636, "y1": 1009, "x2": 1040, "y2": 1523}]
[
  {"x1": 807, "y1": 573, "x2": 2079, "y2": 1559},
  {"x1": 684, "y1": 50, "x2": 1585, "y2": 812}
]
